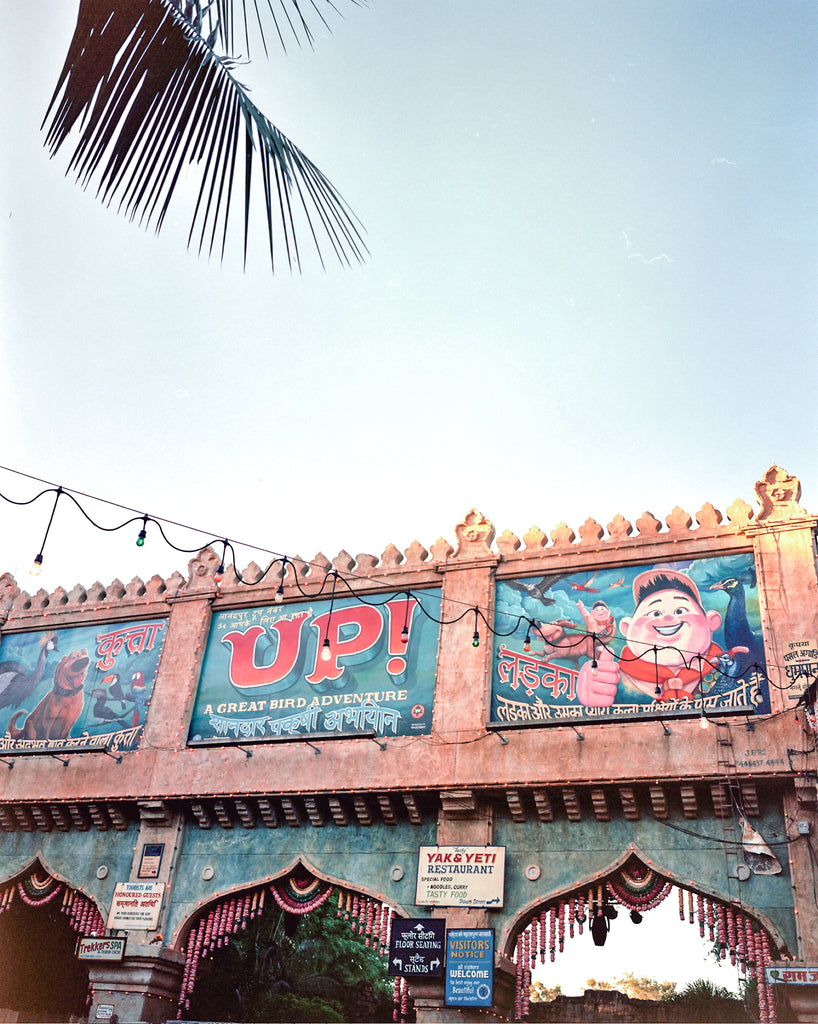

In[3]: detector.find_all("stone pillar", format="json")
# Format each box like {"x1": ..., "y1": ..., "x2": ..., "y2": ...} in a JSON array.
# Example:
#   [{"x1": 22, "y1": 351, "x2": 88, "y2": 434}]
[
  {"x1": 87, "y1": 943, "x2": 185, "y2": 1023},
  {"x1": 749, "y1": 468, "x2": 818, "y2": 1022}
]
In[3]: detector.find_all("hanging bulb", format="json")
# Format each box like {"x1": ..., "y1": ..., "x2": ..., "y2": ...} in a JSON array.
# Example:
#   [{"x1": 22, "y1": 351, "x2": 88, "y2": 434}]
[
  {"x1": 523, "y1": 632, "x2": 531, "y2": 653},
  {"x1": 214, "y1": 564, "x2": 224, "y2": 586},
  {"x1": 699, "y1": 707, "x2": 710, "y2": 730},
  {"x1": 320, "y1": 638, "x2": 332, "y2": 662},
  {"x1": 274, "y1": 582, "x2": 285, "y2": 604},
  {"x1": 136, "y1": 528, "x2": 147, "y2": 547},
  {"x1": 400, "y1": 626, "x2": 409, "y2": 645},
  {"x1": 472, "y1": 631, "x2": 480, "y2": 648},
  {"x1": 30, "y1": 553, "x2": 43, "y2": 577}
]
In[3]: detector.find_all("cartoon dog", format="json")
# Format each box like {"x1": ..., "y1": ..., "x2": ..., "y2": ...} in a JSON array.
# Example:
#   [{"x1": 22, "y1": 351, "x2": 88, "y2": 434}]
[{"x1": 8, "y1": 649, "x2": 90, "y2": 741}]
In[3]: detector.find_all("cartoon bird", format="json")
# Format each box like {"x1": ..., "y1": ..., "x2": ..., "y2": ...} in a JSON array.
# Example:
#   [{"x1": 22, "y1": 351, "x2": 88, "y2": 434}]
[
  {"x1": 567, "y1": 573, "x2": 600, "y2": 593},
  {"x1": 0, "y1": 632, "x2": 58, "y2": 709},
  {"x1": 506, "y1": 574, "x2": 568, "y2": 606},
  {"x1": 130, "y1": 671, "x2": 147, "y2": 727},
  {"x1": 709, "y1": 577, "x2": 766, "y2": 676},
  {"x1": 607, "y1": 577, "x2": 626, "y2": 590},
  {"x1": 101, "y1": 673, "x2": 134, "y2": 710},
  {"x1": 90, "y1": 688, "x2": 129, "y2": 725}
]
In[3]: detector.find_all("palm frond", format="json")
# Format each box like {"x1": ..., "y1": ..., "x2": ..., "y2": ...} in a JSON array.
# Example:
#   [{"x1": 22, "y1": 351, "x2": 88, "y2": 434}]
[
  {"x1": 43, "y1": 0, "x2": 367, "y2": 271},
  {"x1": 207, "y1": 0, "x2": 361, "y2": 58}
]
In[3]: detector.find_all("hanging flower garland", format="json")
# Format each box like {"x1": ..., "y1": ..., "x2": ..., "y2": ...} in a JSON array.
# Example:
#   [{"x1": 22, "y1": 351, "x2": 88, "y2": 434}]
[
  {"x1": 606, "y1": 858, "x2": 672, "y2": 912},
  {"x1": 510, "y1": 868, "x2": 780, "y2": 1024},
  {"x1": 18, "y1": 870, "x2": 62, "y2": 907},
  {"x1": 270, "y1": 869, "x2": 333, "y2": 915}
]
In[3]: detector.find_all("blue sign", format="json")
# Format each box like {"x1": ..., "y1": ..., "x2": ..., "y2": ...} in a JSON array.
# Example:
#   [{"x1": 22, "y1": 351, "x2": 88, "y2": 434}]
[{"x1": 445, "y1": 929, "x2": 493, "y2": 1007}]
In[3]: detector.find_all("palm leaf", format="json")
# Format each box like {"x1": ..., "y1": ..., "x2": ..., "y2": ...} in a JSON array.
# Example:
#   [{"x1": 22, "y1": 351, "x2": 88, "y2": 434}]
[{"x1": 43, "y1": 0, "x2": 367, "y2": 271}]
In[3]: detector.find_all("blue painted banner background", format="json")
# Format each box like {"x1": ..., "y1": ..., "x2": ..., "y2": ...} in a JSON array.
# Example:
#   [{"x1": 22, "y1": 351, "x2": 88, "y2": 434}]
[
  {"x1": 491, "y1": 553, "x2": 770, "y2": 725},
  {"x1": 188, "y1": 590, "x2": 441, "y2": 744},
  {"x1": 0, "y1": 619, "x2": 166, "y2": 752}
]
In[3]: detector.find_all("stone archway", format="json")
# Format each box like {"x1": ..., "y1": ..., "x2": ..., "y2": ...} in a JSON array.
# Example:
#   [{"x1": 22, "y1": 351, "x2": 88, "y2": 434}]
[
  {"x1": 504, "y1": 853, "x2": 784, "y2": 1023},
  {"x1": 0, "y1": 859, "x2": 105, "y2": 1021},
  {"x1": 174, "y1": 861, "x2": 407, "y2": 1022}
]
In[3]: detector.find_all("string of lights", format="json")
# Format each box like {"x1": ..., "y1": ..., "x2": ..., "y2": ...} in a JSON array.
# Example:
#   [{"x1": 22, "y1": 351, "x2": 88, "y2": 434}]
[{"x1": 0, "y1": 464, "x2": 810, "y2": 704}]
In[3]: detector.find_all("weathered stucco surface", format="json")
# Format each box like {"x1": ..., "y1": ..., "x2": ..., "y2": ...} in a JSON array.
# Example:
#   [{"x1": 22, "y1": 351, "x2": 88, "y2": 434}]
[{"x1": 0, "y1": 464, "x2": 816, "y2": 1021}]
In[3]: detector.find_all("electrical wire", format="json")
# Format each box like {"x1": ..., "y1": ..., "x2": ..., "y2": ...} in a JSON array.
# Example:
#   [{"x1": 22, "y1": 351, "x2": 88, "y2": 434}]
[{"x1": 0, "y1": 463, "x2": 810, "y2": 696}]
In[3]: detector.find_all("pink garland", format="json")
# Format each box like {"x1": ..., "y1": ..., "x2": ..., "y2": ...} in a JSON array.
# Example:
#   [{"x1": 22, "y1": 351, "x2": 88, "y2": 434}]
[{"x1": 17, "y1": 880, "x2": 62, "y2": 907}]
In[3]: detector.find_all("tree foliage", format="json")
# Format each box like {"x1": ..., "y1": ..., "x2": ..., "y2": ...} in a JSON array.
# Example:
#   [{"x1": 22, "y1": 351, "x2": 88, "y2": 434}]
[
  {"x1": 584, "y1": 972, "x2": 677, "y2": 1001},
  {"x1": 186, "y1": 897, "x2": 393, "y2": 1022},
  {"x1": 43, "y1": 0, "x2": 367, "y2": 272}
]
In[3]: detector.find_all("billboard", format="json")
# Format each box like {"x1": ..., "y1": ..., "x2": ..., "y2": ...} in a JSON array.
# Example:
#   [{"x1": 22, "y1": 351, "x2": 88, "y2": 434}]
[
  {"x1": 491, "y1": 553, "x2": 770, "y2": 725},
  {"x1": 188, "y1": 590, "x2": 441, "y2": 744},
  {"x1": 0, "y1": 619, "x2": 166, "y2": 753}
]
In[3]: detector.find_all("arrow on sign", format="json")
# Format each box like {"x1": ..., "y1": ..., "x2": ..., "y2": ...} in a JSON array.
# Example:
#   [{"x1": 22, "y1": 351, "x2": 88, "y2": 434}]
[
  {"x1": 430, "y1": 958, "x2": 440, "y2": 970},
  {"x1": 392, "y1": 958, "x2": 403, "y2": 971}
]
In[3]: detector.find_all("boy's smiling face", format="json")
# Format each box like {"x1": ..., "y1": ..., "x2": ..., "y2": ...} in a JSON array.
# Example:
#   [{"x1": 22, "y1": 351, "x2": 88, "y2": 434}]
[{"x1": 620, "y1": 588, "x2": 721, "y2": 666}]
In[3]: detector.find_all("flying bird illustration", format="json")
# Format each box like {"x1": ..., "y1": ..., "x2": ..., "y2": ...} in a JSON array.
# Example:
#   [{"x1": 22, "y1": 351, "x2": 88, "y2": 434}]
[{"x1": 506, "y1": 574, "x2": 568, "y2": 606}]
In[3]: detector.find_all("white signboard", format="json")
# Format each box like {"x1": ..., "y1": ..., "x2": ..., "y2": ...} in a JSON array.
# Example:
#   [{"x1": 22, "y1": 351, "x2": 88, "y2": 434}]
[
  {"x1": 78, "y1": 936, "x2": 126, "y2": 961},
  {"x1": 107, "y1": 882, "x2": 164, "y2": 930},
  {"x1": 416, "y1": 846, "x2": 505, "y2": 907},
  {"x1": 782, "y1": 639, "x2": 818, "y2": 696},
  {"x1": 766, "y1": 965, "x2": 818, "y2": 986}
]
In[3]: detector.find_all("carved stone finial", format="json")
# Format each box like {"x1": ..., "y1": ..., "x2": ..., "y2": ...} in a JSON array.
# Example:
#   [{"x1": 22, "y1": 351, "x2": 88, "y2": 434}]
[
  {"x1": 755, "y1": 464, "x2": 805, "y2": 521},
  {"x1": 186, "y1": 547, "x2": 221, "y2": 592},
  {"x1": 454, "y1": 509, "x2": 495, "y2": 559}
]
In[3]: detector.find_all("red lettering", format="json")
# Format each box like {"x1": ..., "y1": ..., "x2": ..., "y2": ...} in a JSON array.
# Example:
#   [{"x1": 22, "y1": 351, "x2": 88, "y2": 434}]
[
  {"x1": 306, "y1": 605, "x2": 384, "y2": 684},
  {"x1": 221, "y1": 615, "x2": 308, "y2": 689}
]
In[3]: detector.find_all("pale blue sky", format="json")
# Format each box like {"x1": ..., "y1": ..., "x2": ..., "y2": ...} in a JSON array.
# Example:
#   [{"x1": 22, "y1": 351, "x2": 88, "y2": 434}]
[{"x1": 0, "y1": 1, "x2": 815, "y2": 589}]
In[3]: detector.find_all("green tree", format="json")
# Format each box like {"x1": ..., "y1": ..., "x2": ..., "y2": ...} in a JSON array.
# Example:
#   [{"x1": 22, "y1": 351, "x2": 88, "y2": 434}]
[
  {"x1": 187, "y1": 897, "x2": 393, "y2": 1022},
  {"x1": 529, "y1": 981, "x2": 563, "y2": 1002},
  {"x1": 43, "y1": 0, "x2": 367, "y2": 272},
  {"x1": 665, "y1": 978, "x2": 750, "y2": 1022}
]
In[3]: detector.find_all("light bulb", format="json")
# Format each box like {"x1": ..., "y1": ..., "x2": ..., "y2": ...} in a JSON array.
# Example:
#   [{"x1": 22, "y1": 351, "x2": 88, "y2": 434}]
[
  {"x1": 320, "y1": 638, "x2": 332, "y2": 662},
  {"x1": 31, "y1": 554, "x2": 43, "y2": 577},
  {"x1": 136, "y1": 529, "x2": 146, "y2": 547},
  {"x1": 214, "y1": 565, "x2": 224, "y2": 585},
  {"x1": 400, "y1": 626, "x2": 409, "y2": 645},
  {"x1": 274, "y1": 584, "x2": 284, "y2": 604},
  {"x1": 699, "y1": 711, "x2": 710, "y2": 730},
  {"x1": 472, "y1": 631, "x2": 480, "y2": 648}
]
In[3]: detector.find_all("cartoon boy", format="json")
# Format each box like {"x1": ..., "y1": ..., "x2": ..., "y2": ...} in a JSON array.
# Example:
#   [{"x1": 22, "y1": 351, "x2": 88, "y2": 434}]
[{"x1": 577, "y1": 570, "x2": 723, "y2": 706}]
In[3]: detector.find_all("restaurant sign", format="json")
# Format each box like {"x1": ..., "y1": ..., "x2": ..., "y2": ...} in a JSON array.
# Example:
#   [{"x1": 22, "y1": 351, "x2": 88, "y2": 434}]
[{"x1": 416, "y1": 846, "x2": 505, "y2": 908}]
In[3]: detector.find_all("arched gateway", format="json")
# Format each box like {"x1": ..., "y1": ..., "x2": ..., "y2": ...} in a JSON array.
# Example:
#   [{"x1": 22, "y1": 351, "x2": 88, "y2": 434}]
[{"x1": 0, "y1": 465, "x2": 816, "y2": 1022}]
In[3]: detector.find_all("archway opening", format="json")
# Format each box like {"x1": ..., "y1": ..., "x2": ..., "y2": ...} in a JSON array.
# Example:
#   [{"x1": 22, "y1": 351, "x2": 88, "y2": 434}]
[
  {"x1": 177, "y1": 867, "x2": 408, "y2": 1023},
  {"x1": 0, "y1": 864, "x2": 101, "y2": 1022},
  {"x1": 510, "y1": 856, "x2": 782, "y2": 1023}
]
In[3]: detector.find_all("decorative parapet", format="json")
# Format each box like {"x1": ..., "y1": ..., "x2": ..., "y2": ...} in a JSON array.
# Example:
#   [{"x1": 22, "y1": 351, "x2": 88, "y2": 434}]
[{"x1": 0, "y1": 467, "x2": 809, "y2": 621}]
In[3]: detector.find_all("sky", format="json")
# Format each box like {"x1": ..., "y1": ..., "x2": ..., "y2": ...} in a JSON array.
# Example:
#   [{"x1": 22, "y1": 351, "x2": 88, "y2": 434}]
[{"x1": 0, "y1": 0, "x2": 815, "y2": 990}]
